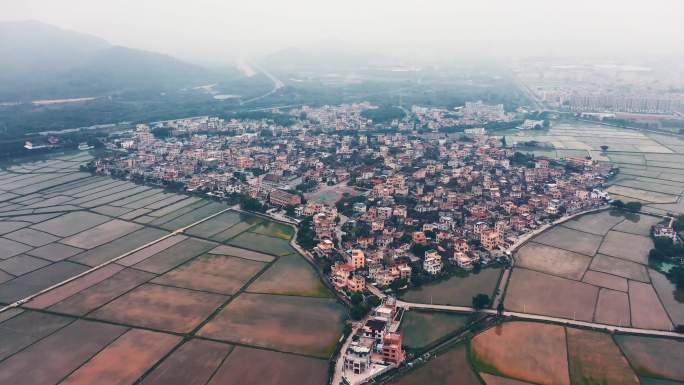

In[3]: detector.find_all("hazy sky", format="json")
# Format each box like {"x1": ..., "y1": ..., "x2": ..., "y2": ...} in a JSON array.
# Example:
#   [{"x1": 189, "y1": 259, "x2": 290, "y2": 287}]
[{"x1": 2, "y1": 0, "x2": 683, "y2": 63}]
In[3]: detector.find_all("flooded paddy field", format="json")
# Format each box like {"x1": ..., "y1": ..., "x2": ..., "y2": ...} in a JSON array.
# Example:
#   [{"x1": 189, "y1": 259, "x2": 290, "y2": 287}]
[
  {"x1": 399, "y1": 266, "x2": 502, "y2": 306},
  {"x1": 390, "y1": 320, "x2": 683, "y2": 385},
  {"x1": 505, "y1": 210, "x2": 682, "y2": 331},
  {"x1": 0, "y1": 153, "x2": 347, "y2": 385},
  {"x1": 399, "y1": 310, "x2": 469, "y2": 350}
]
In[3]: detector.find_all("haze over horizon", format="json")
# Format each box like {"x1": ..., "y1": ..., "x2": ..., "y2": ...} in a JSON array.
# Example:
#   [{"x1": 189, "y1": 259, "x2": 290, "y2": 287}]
[{"x1": 2, "y1": 0, "x2": 684, "y2": 65}]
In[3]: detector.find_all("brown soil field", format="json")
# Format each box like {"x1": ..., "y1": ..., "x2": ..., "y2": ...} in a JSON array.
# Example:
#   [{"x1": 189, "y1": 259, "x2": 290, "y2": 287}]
[
  {"x1": 0, "y1": 221, "x2": 29, "y2": 235},
  {"x1": 60, "y1": 329, "x2": 179, "y2": 385},
  {"x1": 391, "y1": 343, "x2": 481, "y2": 385},
  {"x1": 93, "y1": 205, "x2": 132, "y2": 217},
  {"x1": 208, "y1": 244, "x2": 275, "y2": 262},
  {"x1": 0, "y1": 308, "x2": 22, "y2": 323},
  {"x1": 92, "y1": 283, "x2": 227, "y2": 333},
  {"x1": 470, "y1": 321, "x2": 570, "y2": 385},
  {"x1": 594, "y1": 288, "x2": 631, "y2": 326},
  {"x1": 247, "y1": 254, "x2": 332, "y2": 298},
  {"x1": 139, "y1": 339, "x2": 232, "y2": 385},
  {"x1": 566, "y1": 328, "x2": 639, "y2": 385},
  {"x1": 49, "y1": 268, "x2": 154, "y2": 316},
  {"x1": 116, "y1": 235, "x2": 187, "y2": 266},
  {"x1": 479, "y1": 374, "x2": 535, "y2": 385},
  {"x1": 152, "y1": 254, "x2": 265, "y2": 295},
  {"x1": 612, "y1": 215, "x2": 662, "y2": 236},
  {"x1": 30, "y1": 211, "x2": 110, "y2": 237},
  {"x1": 0, "y1": 261, "x2": 88, "y2": 303},
  {"x1": 562, "y1": 211, "x2": 626, "y2": 235},
  {"x1": 598, "y1": 231, "x2": 653, "y2": 265},
  {"x1": 119, "y1": 207, "x2": 151, "y2": 220},
  {"x1": 0, "y1": 320, "x2": 127, "y2": 385},
  {"x1": 0, "y1": 237, "x2": 33, "y2": 259},
  {"x1": 590, "y1": 254, "x2": 650, "y2": 282},
  {"x1": 515, "y1": 242, "x2": 590, "y2": 280},
  {"x1": 582, "y1": 270, "x2": 628, "y2": 292},
  {"x1": 639, "y1": 378, "x2": 684, "y2": 385},
  {"x1": 0, "y1": 311, "x2": 72, "y2": 361},
  {"x1": 0, "y1": 270, "x2": 12, "y2": 284},
  {"x1": 26, "y1": 242, "x2": 83, "y2": 261},
  {"x1": 616, "y1": 335, "x2": 684, "y2": 381},
  {"x1": 61, "y1": 219, "x2": 142, "y2": 249},
  {"x1": 400, "y1": 267, "x2": 502, "y2": 306},
  {"x1": 132, "y1": 237, "x2": 217, "y2": 274},
  {"x1": 0, "y1": 254, "x2": 49, "y2": 276},
  {"x1": 628, "y1": 281, "x2": 673, "y2": 330},
  {"x1": 505, "y1": 268, "x2": 598, "y2": 321},
  {"x1": 198, "y1": 293, "x2": 345, "y2": 358},
  {"x1": 2, "y1": 212, "x2": 61, "y2": 224},
  {"x1": 4, "y1": 228, "x2": 59, "y2": 247},
  {"x1": 69, "y1": 227, "x2": 168, "y2": 266},
  {"x1": 207, "y1": 346, "x2": 329, "y2": 385},
  {"x1": 27, "y1": 263, "x2": 124, "y2": 309},
  {"x1": 649, "y1": 269, "x2": 684, "y2": 326},
  {"x1": 533, "y1": 226, "x2": 603, "y2": 256}
]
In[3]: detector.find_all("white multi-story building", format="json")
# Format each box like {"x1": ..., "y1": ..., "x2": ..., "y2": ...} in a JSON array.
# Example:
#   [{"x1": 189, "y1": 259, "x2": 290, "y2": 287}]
[{"x1": 422, "y1": 250, "x2": 443, "y2": 275}]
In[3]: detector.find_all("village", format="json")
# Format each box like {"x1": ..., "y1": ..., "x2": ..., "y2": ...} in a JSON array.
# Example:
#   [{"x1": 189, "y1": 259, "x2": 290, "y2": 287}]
[{"x1": 89, "y1": 103, "x2": 618, "y2": 384}]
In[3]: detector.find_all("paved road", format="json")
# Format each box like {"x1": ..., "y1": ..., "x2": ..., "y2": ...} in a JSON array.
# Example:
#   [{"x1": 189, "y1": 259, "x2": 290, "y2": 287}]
[
  {"x1": 367, "y1": 284, "x2": 683, "y2": 338},
  {"x1": 239, "y1": 62, "x2": 284, "y2": 105}
]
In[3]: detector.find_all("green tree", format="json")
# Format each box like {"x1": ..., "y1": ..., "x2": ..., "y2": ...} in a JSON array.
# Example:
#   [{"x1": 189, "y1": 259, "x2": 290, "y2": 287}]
[
  {"x1": 350, "y1": 305, "x2": 369, "y2": 320},
  {"x1": 668, "y1": 265, "x2": 684, "y2": 290},
  {"x1": 472, "y1": 293, "x2": 491, "y2": 309},
  {"x1": 390, "y1": 278, "x2": 408, "y2": 291},
  {"x1": 350, "y1": 293, "x2": 364, "y2": 306},
  {"x1": 366, "y1": 295, "x2": 381, "y2": 307},
  {"x1": 624, "y1": 201, "x2": 642, "y2": 213},
  {"x1": 497, "y1": 302, "x2": 504, "y2": 316},
  {"x1": 284, "y1": 205, "x2": 296, "y2": 217},
  {"x1": 151, "y1": 127, "x2": 172, "y2": 139},
  {"x1": 673, "y1": 215, "x2": 684, "y2": 232}
]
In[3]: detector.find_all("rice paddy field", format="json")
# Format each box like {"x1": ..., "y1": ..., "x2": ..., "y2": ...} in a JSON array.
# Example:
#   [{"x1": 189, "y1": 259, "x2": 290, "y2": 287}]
[
  {"x1": 391, "y1": 320, "x2": 684, "y2": 385},
  {"x1": 399, "y1": 310, "x2": 469, "y2": 350},
  {"x1": 468, "y1": 321, "x2": 682, "y2": 385},
  {"x1": 399, "y1": 266, "x2": 503, "y2": 306},
  {"x1": 505, "y1": 121, "x2": 684, "y2": 215},
  {"x1": 505, "y1": 209, "x2": 683, "y2": 330},
  {"x1": 0, "y1": 153, "x2": 346, "y2": 385}
]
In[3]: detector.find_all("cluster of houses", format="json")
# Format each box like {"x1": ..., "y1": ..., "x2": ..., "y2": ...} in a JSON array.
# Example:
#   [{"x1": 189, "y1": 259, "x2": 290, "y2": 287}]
[
  {"x1": 93, "y1": 106, "x2": 613, "y2": 296},
  {"x1": 307, "y1": 135, "x2": 612, "y2": 291},
  {"x1": 342, "y1": 298, "x2": 405, "y2": 383}
]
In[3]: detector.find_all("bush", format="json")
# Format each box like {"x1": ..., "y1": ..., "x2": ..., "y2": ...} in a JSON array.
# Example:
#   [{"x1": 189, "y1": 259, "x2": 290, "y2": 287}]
[
  {"x1": 350, "y1": 304, "x2": 369, "y2": 320},
  {"x1": 472, "y1": 293, "x2": 491, "y2": 309},
  {"x1": 624, "y1": 201, "x2": 642, "y2": 213},
  {"x1": 350, "y1": 293, "x2": 363, "y2": 306}
]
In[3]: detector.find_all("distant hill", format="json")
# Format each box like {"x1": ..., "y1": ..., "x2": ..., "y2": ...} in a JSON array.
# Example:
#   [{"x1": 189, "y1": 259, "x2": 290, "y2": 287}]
[
  {"x1": 0, "y1": 21, "x2": 219, "y2": 101},
  {"x1": 259, "y1": 42, "x2": 386, "y2": 72}
]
